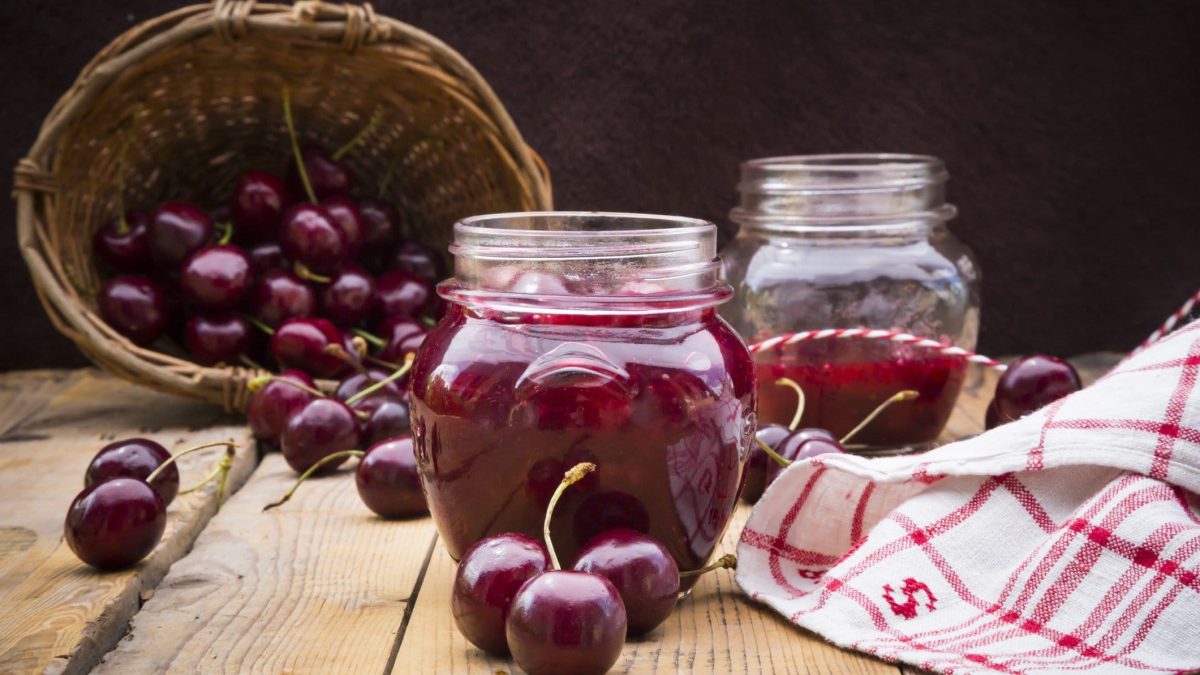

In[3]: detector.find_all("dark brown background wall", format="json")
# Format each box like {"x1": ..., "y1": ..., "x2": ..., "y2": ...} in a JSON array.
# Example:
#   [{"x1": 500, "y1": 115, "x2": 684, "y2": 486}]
[{"x1": 2, "y1": 1, "x2": 1198, "y2": 369}]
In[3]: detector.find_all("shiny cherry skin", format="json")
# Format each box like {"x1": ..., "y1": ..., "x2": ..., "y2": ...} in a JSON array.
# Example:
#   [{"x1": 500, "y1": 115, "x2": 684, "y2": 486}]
[
  {"x1": 376, "y1": 270, "x2": 433, "y2": 318},
  {"x1": 286, "y1": 145, "x2": 354, "y2": 200},
  {"x1": 270, "y1": 317, "x2": 351, "y2": 378},
  {"x1": 989, "y1": 354, "x2": 1082, "y2": 428},
  {"x1": 280, "y1": 398, "x2": 361, "y2": 474},
  {"x1": 65, "y1": 478, "x2": 166, "y2": 570},
  {"x1": 84, "y1": 438, "x2": 178, "y2": 505},
  {"x1": 179, "y1": 244, "x2": 252, "y2": 309},
  {"x1": 742, "y1": 423, "x2": 792, "y2": 503},
  {"x1": 148, "y1": 202, "x2": 214, "y2": 270},
  {"x1": 320, "y1": 266, "x2": 376, "y2": 326},
  {"x1": 247, "y1": 241, "x2": 286, "y2": 274},
  {"x1": 322, "y1": 196, "x2": 365, "y2": 260},
  {"x1": 389, "y1": 240, "x2": 443, "y2": 283},
  {"x1": 358, "y1": 198, "x2": 400, "y2": 247},
  {"x1": 230, "y1": 171, "x2": 290, "y2": 242},
  {"x1": 335, "y1": 369, "x2": 405, "y2": 406},
  {"x1": 506, "y1": 571, "x2": 627, "y2": 675},
  {"x1": 184, "y1": 312, "x2": 251, "y2": 366},
  {"x1": 573, "y1": 528, "x2": 678, "y2": 634},
  {"x1": 250, "y1": 269, "x2": 315, "y2": 327},
  {"x1": 361, "y1": 400, "x2": 411, "y2": 447},
  {"x1": 764, "y1": 429, "x2": 845, "y2": 486},
  {"x1": 375, "y1": 315, "x2": 427, "y2": 364},
  {"x1": 93, "y1": 211, "x2": 152, "y2": 272},
  {"x1": 279, "y1": 203, "x2": 348, "y2": 273},
  {"x1": 246, "y1": 369, "x2": 317, "y2": 447},
  {"x1": 98, "y1": 274, "x2": 169, "y2": 345},
  {"x1": 452, "y1": 533, "x2": 551, "y2": 656},
  {"x1": 355, "y1": 437, "x2": 426, "y2": 518}
]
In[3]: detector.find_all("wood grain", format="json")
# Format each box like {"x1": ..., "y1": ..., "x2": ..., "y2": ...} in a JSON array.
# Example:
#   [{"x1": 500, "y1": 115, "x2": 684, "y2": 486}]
[
  {"x1": 0, "y1": 369, "x2": 255, "y2": 675},
  {"x1": 96, "y1": 453, "x2": 438, "y2": 674}
]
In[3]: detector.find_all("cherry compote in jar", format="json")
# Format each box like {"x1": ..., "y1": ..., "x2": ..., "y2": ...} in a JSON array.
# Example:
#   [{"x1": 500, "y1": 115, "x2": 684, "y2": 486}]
[
  {"x1": 410, "y1": 212, "x2": 756, "y2": 576},
  {"x1": 720, "y1": 155, "x2": 980, "y2": 453}
]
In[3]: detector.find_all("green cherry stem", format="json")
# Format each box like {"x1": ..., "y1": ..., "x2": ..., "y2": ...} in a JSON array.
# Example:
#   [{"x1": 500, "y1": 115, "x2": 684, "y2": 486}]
[
  {"x1": 146, "y1": 440, "x2": 239, "y2": 485},
  {"x1": 244, "y1": 314, "x2": 275, "y2": 336},
  {"x1": 216, "y1": 220, "x2": 234, "y2": 245},
  {"x1": 262, "y1": 450, "x2": 365, "y2": 511},
  {"x1": 839, "y1": 390, "x2": 920, "y2": 445},
  {"x1": 679, "y1": 553, "x2": 737, "y2": 578},
  {"x1": 344, "y1": 353, "x2": 414, "y2": 407},
  {"x1": 377, "y1": 157, "x2": 399, "y2": 198},
  {"x1": 293, "y1": 262, "x2": 331, "y2": 284},
  {"x1": 324, "y1": 343, "x2": 367, "y2": 374},
  {"x1": 332, "y1": 108, "x2": 383, "y2": 161},
  {"x1": 756, "y1": 436, "x2": 792, "y2": 469},
  {"x1": 247, "y1": 374, "x2": 326, "y2": 399},
  {"x1": 282, "y1": 85, "x2": 318, "y2": 204},
  {"x1": 543, "y1": 462, "x2": 596, "y2": 570},
  {"x1": 352, "y1": 328, "x2": 386, "y2": 349},
  {"x1": 775, "y1": 377, "x2": 806, "y2": 431}
]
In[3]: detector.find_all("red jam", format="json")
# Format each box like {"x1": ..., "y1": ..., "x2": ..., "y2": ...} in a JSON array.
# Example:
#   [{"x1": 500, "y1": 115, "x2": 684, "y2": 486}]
[
  {"x1": 755, "y1": 339, "x2": 966, "y2": 448},
  {"x1": 410, "y1": 304, "x2": 756, "y2": 573}
]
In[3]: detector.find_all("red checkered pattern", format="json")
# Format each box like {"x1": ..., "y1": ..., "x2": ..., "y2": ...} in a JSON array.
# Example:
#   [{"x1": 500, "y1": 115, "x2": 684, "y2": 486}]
[{"x1": 737, "y1": 322, "x2": 1200, "y2": 674}]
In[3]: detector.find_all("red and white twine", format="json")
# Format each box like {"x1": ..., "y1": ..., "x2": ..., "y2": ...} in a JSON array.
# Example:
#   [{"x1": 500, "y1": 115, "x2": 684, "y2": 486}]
[
  {"x1": 748, "y1": 328, "x2": 1007, "y2": 371},
  {"x1": 1125, "y1": 287, "x2": 1200, "y2": 361}
]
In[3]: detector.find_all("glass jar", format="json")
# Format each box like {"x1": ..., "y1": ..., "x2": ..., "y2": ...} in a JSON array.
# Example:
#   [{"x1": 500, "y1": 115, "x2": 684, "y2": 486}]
[
  {"x1": 409, "y1": 212, "x2": 756, "y2": 576},
  {"x1": 719, "y1": 154, "x2": 980, "y2": 452}
]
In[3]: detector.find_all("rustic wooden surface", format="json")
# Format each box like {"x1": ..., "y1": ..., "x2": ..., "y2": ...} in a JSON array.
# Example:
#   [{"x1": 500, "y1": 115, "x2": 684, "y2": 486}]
[
  {"x1": 0, "y1": 370, "x2": 255, "y2": 675},
  {"x1": 0, "y1": 355, "x2": 1120, "y2": 674}
]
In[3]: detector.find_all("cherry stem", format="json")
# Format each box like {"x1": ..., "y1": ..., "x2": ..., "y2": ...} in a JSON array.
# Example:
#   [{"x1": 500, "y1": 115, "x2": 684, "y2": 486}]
[
  {"x1": 114, "y1": 107, "x2": 140, "y2": 234},
  {"x1": 239, "y1": 353, "x2": 266, "y2": 371},
  {"x1": 344, "y1": 353, "x2": 414, "y2": 407},
  {"x1": 282, "y1": 85, "x2": 318, "y2": 205},
  {"x1": 244, "y1": 314, "x2": 275, "y2": 336},
  {"x1": 839, "y1": 389, "x2": 920, "y2": 445},
  {"x1": 293, "y1": 262, "x2": 331, "y2": 284},
  {"x1": 216, "y1": 220, "x2": 234, "y2": 245},
  {"x1": 679, "y1": 553, "x2": 737, "y2": 578},
  {"x1": 262, "y1": 450, "x2": 364, "y2": 511},
  {"x1": 775, "y1": 377, "x2": 806, "y2": 431},
  {"x1": 377, "y1": 157, "x2": 398, "y2": 198},
  {"x1": 179, "y1": 447, "x2": 236, "y2": 505},
  {"x1": 247, "y1": 375, "x2": 325, "y2": 399},
  {"x1": 146, "y1": 440, "x2": 238, "y2": 485},
  {"x1": 421, "y1": 316, "x2": 438, "y2": 329},
  {"x1": 352, "y1": 328, "x2": 385, "y2": 349},
  {"x1": 332, "y1": 108, "x2": 383, "y2": 161},
  {"x1": 363, "y1": 354, "x2": 401, "y2": 370},
  {"x1": 755, "y1": 436, "x2": 792, "y2": 469},
  {"x1": 324, "y1": 343, "x2": 366, "y2": 374},
  {"x1": 543, "y1": 462, "x2": 596, "y2": 570}
]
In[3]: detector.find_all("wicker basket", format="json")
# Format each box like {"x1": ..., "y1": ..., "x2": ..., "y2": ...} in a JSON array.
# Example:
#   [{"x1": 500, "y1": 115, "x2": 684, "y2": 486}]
[{"x1": 13, "y1": 0, "x2": 551, "y2": 411}]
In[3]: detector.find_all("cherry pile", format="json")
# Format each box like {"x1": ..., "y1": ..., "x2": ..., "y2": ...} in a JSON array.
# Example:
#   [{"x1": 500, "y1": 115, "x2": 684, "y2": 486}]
[
  {"x1": 66, "y1": 438, "x2": 236, "y2": 570},
  {"x1": 94, "y1": 87, "x2": 443, "y2": 379},
  {"x1": 451, "y1": 463, "x2": 735, "y2": 675}
]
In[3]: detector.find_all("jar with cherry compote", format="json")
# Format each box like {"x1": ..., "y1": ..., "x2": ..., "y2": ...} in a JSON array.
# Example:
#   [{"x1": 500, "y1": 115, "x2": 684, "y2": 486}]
[
  {"x1": 409, "y1": 212, "x2": 756, "y2": 577},
  {"x1": 720, "y1": 154, "x2": 980, "y2": 453}
]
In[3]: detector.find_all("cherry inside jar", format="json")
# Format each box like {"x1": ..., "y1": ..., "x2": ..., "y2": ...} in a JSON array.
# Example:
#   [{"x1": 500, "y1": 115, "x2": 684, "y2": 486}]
[{"x1": 409, "y1": 212, "x2": 756, "y2": 578}]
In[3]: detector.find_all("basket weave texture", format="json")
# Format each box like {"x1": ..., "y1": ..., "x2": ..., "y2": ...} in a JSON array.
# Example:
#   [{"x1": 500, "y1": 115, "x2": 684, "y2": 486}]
[{"x1": 13, "y1": 0, "x2": 551, "y2": 410}]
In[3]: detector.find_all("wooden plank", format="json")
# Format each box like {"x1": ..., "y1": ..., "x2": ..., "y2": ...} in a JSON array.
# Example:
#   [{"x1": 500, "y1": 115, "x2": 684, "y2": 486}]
[
  {"x1": 95, "y1": 453, "x2": 438, "y2": 673},
  {"x1": 0, "y1": 369, "x2": 255, "y2": 675},
  {"x1": 0, "y1": 369, "x2": 78, "y2": 437}
]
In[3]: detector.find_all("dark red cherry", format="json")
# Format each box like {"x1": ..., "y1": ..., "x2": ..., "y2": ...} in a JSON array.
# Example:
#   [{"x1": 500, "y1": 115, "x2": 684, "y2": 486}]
[
  {"x1": 230, "y1": 171, "x2": 290, "y2": 242},
  {"x1": 335, "y1": 369, "x2": 405, "y2": 407},
  {"x1": 742, "y1": 423, "x2": 792, "y2": 503},
  {"x1": 184, "y1": 312, "x2": 251, "y2": 366},
  {"x1": 98, "y1": 274, "x2": 169, "y2": 345},
  {"x1": 985, "y1": 399, "x2": 1003, "y2": 430},
  {"x1": 246, "y1": 369, "x2": 317, "y2": 447},
  {"x1": 247, "y1": 241, "x2": 286, "y2": 274},
  {"x1": 320, "y1": 266, "x2": 376, "y2": 326},
  {"x1": 250, "y1": 269, "x2": 314, "y2": 328},
  {"x1": 84, "y1": 438, "x2": 178, "y2": 505},
  {"x1": 375, "y1": 315, "x2": 427, "y2": 363},
  {"x1": 361, "y1": 399, "x2": 412, "y2": 447},
  {"x1": 148, "y1": 202, "x2": 214, "y2": 270},
  {"x1": 390, "y1": 240, "x2": 443, "y2": 283},
  {"x1": 506, "y1": 571, "x2": 627, "y2": 675},
  {"x1": 358, "y1": 198, "x2": 400, "y2": 247},
  {"x1": 573, "y1": 528, "x2": 679, "y2": 634},
  {"x1": 376, "y1": 270, "x2": 433, "y2": 318},
  {"x1": 270, "y1": 317, "x2": 351, "y2": 378},
  {"x1": 989, "y1": 354, "x2": 1082, "y2": 428},
  {"x1": 764, "y1": 429, "x2": 844, "y2": 486},
  {"x1": 279, "y1": 203, "x2": 348, "y2": 273},
  {"x1": 355, "y1": 437, "x2": 426, "y2": 518},
  {"x1": 286, "y1": 145, "x2": 354, "y2": 200},
  {"x1": 452, "y1": 533, "x2": 551, "y2": 656},
  {"x1": 93, "y1": 211, "x2": 152, "y2": 272},
  {"x1": 179, "y1": 244, "x2": 252, "y2": 309},
  {"x1": 65, "y1": 478, "x2": 166, "y2": 570},
  {"x1": 321, "y1": 196, "x2": 365, "y2": 260},
  {"x1": 280, "y1": 398, "x2": 361, "y2": 474}
]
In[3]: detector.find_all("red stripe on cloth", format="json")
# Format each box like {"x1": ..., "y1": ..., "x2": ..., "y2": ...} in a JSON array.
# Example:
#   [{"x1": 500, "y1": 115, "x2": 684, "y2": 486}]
[
  {"x1": 1148, "y1": 339, "x2": 1200, "y2": 479},
  {"x1": 850, "y1": 482, "x2": 876, "y2": 545}
]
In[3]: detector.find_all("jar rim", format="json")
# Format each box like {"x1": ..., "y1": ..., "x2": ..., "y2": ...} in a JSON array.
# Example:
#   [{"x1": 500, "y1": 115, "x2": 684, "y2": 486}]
[
  {"x1": 739, "y1": 153, "x2": 949, "y2": 194},
  {"x1": 457, "y1": 211, "x2": 713, "y2": 238}
]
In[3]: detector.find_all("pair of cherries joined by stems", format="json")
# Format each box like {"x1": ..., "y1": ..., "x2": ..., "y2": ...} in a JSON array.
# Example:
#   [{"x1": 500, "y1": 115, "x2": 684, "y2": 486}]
[
  {"x1": 451, "y1": 463, "x2": 736, "y2": 675},
  {"x1": 95, "y1": 86, "x2": 443, "y2": 378},
  {"x1": 66, "y1": 438, "x2": 237, "y2": 570}
]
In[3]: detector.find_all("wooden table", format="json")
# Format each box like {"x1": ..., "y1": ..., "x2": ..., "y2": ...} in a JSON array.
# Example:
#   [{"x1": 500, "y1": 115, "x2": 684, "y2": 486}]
[{"x1": 0, "y1": 355, "x2": 1118, "y2": 674}]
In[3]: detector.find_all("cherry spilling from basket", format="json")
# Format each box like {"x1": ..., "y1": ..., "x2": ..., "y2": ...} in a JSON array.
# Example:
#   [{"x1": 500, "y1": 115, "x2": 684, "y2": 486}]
[{"x1": 92, "y1": 87, "x2": 444, "y2": 379}]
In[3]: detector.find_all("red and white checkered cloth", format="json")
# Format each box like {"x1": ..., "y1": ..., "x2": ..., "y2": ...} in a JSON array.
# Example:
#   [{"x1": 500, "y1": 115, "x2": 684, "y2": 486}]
[{"x1": 737, "y1": 322, "x2": 1200, "y2": 675}]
